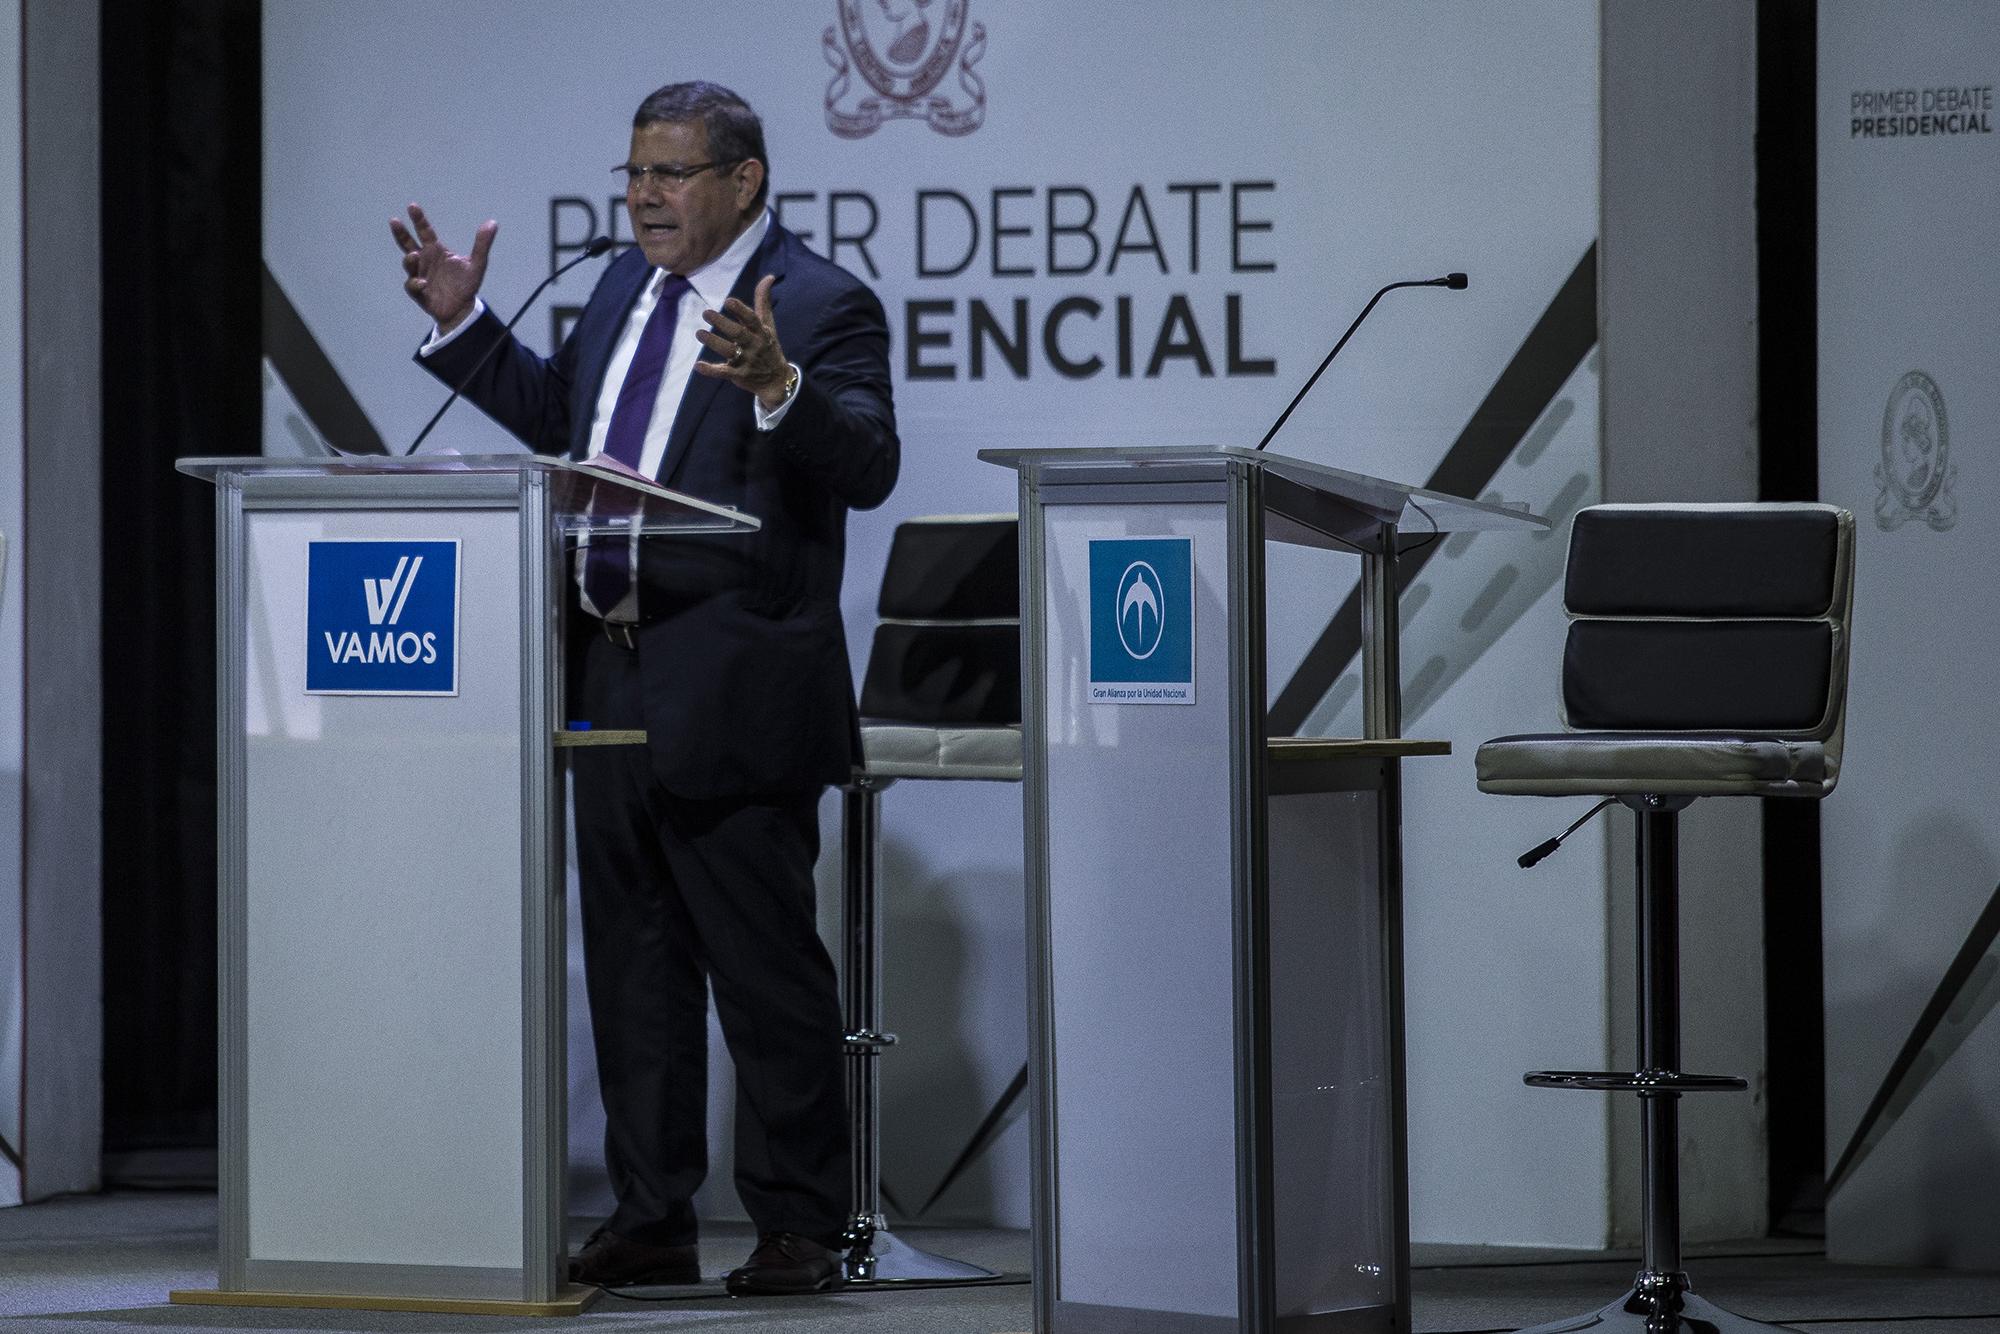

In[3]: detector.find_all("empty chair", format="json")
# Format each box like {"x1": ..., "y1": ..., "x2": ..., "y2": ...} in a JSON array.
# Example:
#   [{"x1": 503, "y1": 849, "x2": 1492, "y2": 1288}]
[
  {"x1": 839, "y1": 514, "x2": 1021, "y2": 1285},
  {"x1": 1476, "y1": 502, "x2": 1853, "y2": 1334}
]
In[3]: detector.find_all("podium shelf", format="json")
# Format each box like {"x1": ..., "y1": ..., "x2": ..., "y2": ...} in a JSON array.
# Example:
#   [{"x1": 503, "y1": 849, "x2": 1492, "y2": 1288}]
[
  {"x1": 553, "y1": 728, "x2": 647, "y2": 748},
  {"x1": 1267, "y1": 737, "x2": 1452, "y2": 761},
  {"x1": 1267, "y1": 738, "x2": 1451, "y2": 795}
]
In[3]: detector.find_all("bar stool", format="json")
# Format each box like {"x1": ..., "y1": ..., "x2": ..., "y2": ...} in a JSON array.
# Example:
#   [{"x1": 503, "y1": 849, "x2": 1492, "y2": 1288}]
[
  {"x1": 840, "y1": 514, "x2": 1021, "y2": 1285},
  {"x1": 1475, "y1": 502, "x2": 1853, "y2": 1334}
]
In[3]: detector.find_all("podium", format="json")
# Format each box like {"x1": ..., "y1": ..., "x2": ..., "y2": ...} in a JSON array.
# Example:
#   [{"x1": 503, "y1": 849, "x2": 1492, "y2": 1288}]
[
  {"x1": 980, "y1": 446, "x2": 1544, "y2": 1334},
  {"x1": 171, "y1": 454, "x2": 757, "y2": 1315}
]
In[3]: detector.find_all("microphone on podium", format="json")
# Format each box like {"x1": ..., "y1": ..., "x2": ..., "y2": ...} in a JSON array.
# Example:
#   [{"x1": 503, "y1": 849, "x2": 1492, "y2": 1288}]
[
  {"x1": 405, "y1": 235, "x2": 616, "y2": 455},
  {"x1": 1253, "y1": 272, "x2": 1469, "y2": 452}
]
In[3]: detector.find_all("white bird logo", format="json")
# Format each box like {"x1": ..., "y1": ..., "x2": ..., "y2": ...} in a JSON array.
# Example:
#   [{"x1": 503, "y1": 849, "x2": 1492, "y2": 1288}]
[{"x1": 1116, "y1": 561, "x2": 1165, "y2": 659}]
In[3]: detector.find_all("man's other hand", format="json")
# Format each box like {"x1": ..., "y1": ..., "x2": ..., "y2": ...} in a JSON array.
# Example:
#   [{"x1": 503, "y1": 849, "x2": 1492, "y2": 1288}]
[
  {"x1": 390, "y1": 203, "x2": 496, "y2": 336},
  {"x1": 693, "y1": 275, "x2": 792, "y2": 410}
]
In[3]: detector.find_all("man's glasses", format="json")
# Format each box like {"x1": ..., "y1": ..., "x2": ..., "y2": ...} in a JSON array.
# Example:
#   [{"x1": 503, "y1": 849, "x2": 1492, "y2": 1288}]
[{"x1": 613, "y1": 159, "x2": 743, "y2": 189}]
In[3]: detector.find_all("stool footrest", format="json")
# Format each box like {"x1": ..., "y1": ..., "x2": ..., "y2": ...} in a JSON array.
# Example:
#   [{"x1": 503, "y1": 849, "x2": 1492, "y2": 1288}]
[
  {"x1": 1525, "y1": 1069, "x2": 1748, "y2": 1093},
  {"x1": 844, "y1": 1030, "x2": 898, "y2": 1052}
]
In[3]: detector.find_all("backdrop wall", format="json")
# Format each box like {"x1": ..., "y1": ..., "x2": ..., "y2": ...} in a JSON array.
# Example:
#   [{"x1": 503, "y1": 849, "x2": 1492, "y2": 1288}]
[
  {"x1": 1818, "y1": 0, "x2": 2000, "y2": 1268},
  {"x1": 262, "y1": 0, "x2": 1617, "y2": 1245},
  {"x1": 0, "y1": 0, "x2": 104, "y2": 1208},
  {"x1": 1598, "y1": 0, "x2": 1766, "y2": 1245}
]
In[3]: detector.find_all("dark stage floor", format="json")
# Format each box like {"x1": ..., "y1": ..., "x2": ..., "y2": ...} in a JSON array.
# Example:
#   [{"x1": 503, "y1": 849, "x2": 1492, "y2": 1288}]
[{"x1": 4, "y1": 1192, "x2": 1999, "y2": 1334}]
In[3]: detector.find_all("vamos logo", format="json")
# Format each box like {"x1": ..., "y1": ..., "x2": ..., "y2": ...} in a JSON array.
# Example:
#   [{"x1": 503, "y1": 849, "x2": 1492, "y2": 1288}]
[{"x1": 305, "y1": 541, "x2": 460, "y2": 696}]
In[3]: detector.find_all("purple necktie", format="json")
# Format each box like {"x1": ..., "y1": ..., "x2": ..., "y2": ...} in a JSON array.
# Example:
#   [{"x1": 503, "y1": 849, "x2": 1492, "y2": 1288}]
[{"x1": 584, "y1": 273, "x2": 691, "y2": 615}]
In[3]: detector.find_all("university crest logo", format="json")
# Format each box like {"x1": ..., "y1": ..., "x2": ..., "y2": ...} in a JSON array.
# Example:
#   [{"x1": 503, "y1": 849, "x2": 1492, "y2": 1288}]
[
  {"x1": 823, "y1": 0, "x2": 987, "y2": 139},
  {"x1": 1876, "y1": 370, "x2": 1958, "y2": 532}
]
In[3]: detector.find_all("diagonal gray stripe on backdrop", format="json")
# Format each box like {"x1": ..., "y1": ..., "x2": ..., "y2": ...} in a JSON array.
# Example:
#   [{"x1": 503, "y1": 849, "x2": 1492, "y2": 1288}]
[
  {"x1": 1269, "y1": 244, "x2": 1599, "y2": 735},
  {"x1": 262, "y1": 263, "x2": 390, "y2": 455},
  {"x1": 918, "y1": 1063, "x2": 1028, "y2": 1217},
  {"x1": 1827, "y1": 881, "x2": 2000, "y2": 1198}
]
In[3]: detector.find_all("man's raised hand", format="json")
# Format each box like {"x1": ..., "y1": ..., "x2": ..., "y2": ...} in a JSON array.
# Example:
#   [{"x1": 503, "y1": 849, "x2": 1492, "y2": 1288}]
[
  {"x1": 389, "y1": 203, "x2": 496, "y2": 335},
  {"x1": 694, "y1": 275, "x2": 793, "y2": 410}
]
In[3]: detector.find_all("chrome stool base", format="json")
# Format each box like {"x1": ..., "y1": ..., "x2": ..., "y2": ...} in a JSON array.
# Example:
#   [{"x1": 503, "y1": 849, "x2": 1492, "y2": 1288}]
[
  {"x1": 840, "y1": 780, "x2": 998, "y2": 1291},
  {"x1": 1518, "y1": 1280, "x2": 1797, "y2": 1334},
  {"x1": 1521, "y1": 812, "x2": 1775, "y2": 1334},
  {"x1": 843, "y1": 1219, "x2": 1001, "y2": 1285}
]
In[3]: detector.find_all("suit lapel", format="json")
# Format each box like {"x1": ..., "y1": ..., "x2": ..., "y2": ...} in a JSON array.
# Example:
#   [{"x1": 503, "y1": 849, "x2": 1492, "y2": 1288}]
[
  {"x1": 656, "y1": 224, "x2": 790, "y2": 489},
  {"x1": 570, "y1": 252, "x2": 652, "y2": 461}
]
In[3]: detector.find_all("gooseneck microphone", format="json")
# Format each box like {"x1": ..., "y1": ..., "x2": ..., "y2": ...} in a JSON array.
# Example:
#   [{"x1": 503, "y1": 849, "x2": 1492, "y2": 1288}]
[
  {"x1": 1253, "y1": 272, "x2": 1469, "y2": 451},
  {"x1": 404, "y1": 236, "x2": 616, "y2": 455}
]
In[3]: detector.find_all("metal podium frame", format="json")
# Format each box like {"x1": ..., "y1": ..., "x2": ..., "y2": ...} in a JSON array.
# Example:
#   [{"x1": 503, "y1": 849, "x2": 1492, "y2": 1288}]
[
  {"x1": 172, "y1": 454, "x2": 756, "y2": 1316},
  {"x1": 982, "y1": 446, "x2": 1544, "y2": 1334}
]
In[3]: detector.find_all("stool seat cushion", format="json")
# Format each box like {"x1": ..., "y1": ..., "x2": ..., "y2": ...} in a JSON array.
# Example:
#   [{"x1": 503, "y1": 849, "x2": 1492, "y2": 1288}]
[
  {"x1": 1475, "y1": 731, "x2": 1828, "y2": 797},
  {"x1": 859, "y1": 723, "x2": 1024, "y2": 782}
]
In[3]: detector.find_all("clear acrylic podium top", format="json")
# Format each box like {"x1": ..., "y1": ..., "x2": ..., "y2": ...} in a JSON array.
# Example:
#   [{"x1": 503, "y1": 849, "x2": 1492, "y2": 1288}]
[
  {"x1": 979, "y1": 444, "x2": 1546, "y2": 548},
  {"x1": 177, "y1": 453, "x2": 760, "y2": 537}
]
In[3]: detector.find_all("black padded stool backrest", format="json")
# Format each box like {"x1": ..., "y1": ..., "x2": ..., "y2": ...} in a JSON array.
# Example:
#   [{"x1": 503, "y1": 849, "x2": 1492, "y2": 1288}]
[
  {"x1": 1560, "y1": 504, "x2": 1852, "y2": 743},
  {"x1": 1473, "y1": 501, "x2": 1859, "y2": 1332},
  {"x1": 858, "y1": 515, "x2": 1021, "y2": 727}
]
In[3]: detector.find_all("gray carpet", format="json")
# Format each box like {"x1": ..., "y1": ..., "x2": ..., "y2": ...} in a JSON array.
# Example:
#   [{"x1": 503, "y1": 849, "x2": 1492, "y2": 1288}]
[
  {"x1": 0, "y1": 1194, "x2": 1028, "y2": 1334},
  {"x1": 1411, "y1": 1243, "x2": 2000, "y2": 1333},
  {"x1": 6, "y1": 1193, "x2": 2000, "y2": 1334}
]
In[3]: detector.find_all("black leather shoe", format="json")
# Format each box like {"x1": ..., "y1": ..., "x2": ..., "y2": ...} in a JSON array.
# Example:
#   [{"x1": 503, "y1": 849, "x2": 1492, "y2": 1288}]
[
  {"x1": 723, "y1": 1232, "x2": 845, "y2": 1296},
  {"x1": 568, "y1": 1229, "x2": 701, "y2": 1287}
]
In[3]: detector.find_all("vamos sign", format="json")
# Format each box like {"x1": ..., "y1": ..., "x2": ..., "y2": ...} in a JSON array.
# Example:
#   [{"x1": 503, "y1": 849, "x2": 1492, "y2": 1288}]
[{"x1": 304, "y1": 540, "x2": 461, "y2": 696}]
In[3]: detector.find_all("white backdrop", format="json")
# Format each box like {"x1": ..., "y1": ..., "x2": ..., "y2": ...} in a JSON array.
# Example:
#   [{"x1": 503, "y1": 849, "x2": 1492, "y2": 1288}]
[
  {"x1": 264, "y1": 0, "x2": 1606, "y2": 1244},
  {"x1": 1818, "y1": 0, "x2": 2000, "y2": 1268}
]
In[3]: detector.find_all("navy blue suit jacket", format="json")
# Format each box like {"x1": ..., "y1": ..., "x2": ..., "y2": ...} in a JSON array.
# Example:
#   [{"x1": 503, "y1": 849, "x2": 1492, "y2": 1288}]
[{"x1": 419, "y1": 222, "x2": 899, "y2": 798}]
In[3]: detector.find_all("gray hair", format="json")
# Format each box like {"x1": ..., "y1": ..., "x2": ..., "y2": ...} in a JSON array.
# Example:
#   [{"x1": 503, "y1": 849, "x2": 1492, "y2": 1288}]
[{"x1": 633, "y1": 81, "x2": 769, "y2": 208}]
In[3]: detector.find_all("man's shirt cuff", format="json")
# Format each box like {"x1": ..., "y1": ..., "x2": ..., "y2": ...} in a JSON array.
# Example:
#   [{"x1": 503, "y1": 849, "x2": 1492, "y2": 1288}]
[
  {"x1": 418, "y1": 299, "x2": 488, "y2": 356},
  {"x1": 754, "y1": 364, "x2": 803, "y2": 432}
]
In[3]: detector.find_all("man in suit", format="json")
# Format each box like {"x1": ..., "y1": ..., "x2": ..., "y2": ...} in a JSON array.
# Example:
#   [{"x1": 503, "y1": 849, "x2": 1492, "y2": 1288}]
[{"x1": 390, "y1": 81, "x2": 896, "y2": 1296}]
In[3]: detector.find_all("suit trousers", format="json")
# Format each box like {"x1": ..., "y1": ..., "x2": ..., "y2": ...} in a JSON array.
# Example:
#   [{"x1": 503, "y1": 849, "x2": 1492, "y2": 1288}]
[{"x1": 570, "y1": 626, "x2": 850, "y2": 1248}]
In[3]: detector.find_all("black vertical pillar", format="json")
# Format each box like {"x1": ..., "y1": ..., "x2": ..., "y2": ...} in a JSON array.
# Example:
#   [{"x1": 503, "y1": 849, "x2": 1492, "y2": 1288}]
[
  {"x1": 98, "y1": 0, "x2": 261, "y2": 1180},
  {"x1": 1755, "y1": 0, "x2": 1826, "y2": 1235}
]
